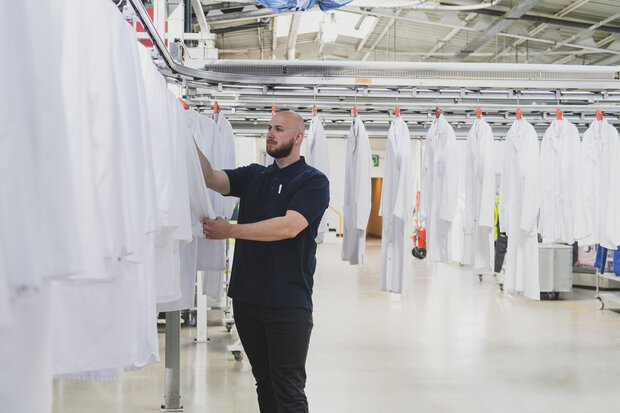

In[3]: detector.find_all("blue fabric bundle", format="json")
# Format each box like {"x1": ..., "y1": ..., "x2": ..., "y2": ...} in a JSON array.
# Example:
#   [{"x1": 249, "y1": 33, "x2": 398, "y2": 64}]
[
  {"x1": 257, "y1": 0, "x2": 353, "y2": 12},
  {"x1": 595, "y1": 246, "x2": 620, "y2": 276}
]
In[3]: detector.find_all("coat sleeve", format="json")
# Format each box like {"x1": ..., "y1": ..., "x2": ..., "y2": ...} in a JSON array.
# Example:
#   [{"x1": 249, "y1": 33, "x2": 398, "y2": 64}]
[
  {"x1": 569, "y1": 125, "x2": 581, "y2": 242},
  {"x1": 393, "y1": 123, "x2": 413, "y2": 221},
  {"x1": 419, "y1": 136, "x2": 431, "y2": 223},
  {"x1": 574, "y1": 133, "x2": 592, "y2": 243},
  {"x1": 498, "y1": 140, "x2": 509, "y2": 234},
  {"x1": 439, "y1": 126, "x2": 458, "y2": 222},
  {"x1": 519, "y1": 129, "x2": 541, "y2": 235},
  {"x1": 538, "y1": 131, "x2": 550, "y2": 236},
  {"x1": 478, "y1": 127, "x2": 496, "y2": 229},
  {"x1": 355, "y1": 121, "x2": 372, "y2": 231},
  {"x1": 605, "y1": 127, "x2": 620, "y2": 246},
  {"x1": 463, "y1": 133, "x2": 474, "y2": 235}
]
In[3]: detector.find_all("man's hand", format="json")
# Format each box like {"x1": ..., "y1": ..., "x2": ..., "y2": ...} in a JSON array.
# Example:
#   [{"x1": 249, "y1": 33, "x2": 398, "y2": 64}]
[{"x1": 203, "y1": 217, "x2": 232, "y2": 239}]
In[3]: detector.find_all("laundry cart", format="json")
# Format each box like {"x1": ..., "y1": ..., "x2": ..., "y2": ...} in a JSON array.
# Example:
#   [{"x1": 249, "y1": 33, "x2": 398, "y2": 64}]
[{"x1": 538, "y1": 244, "x2": 573, "y2": 300}]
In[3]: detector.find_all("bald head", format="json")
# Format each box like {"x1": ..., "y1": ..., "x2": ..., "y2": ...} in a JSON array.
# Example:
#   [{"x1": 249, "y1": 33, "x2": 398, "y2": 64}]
[{"x1": 273, "y1": 110, "x2": 305, "y2": 135}]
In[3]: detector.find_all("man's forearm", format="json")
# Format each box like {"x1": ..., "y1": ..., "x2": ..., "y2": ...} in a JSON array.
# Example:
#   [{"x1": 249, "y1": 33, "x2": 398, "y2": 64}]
[
  {"x1": 195, "y1": 143, "x2": 231, "y2": 194},
  {"x1": 230, "y1": 216, "x2": 300, "y2": 241},
  {"x1": 204, "y1": 211, "x2": 308, "y2": 241}
]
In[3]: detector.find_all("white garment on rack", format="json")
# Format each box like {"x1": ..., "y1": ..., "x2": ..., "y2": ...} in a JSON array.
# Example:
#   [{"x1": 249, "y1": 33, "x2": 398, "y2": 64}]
[
  {"x1": 462, "y1": 118, "x2": 495, "y2": 273},
  {"x1": 213, "y1": 113, "x2": 238, "y2": 219},
  {"x1": 576, "y1": 119, "x2": 620, "y2": 249},
  {"x1": 203, "y1": 270, "x2": 226, "y2": 302},
  {"x1": 52, "y1": 263, "x2": 140, "y2": 378},
  {"x1": 306, "y1": 115, "x2": 331, "y2": 235},
  {"x1": 158, "y1": 108, "x2": 217, "y2": 312},
  {"x1": 380, "y1": 117, "x2": 413, "y2": 297},
  {"x1": 157, "y1": 239, "x2": 199, "y2": 312},
  {"x1": 342, "y1": 116, "x2": 372, "y2": 265},
  {"x1": 0, "y1": 285, "x2": 53, "y2": 413},
  {"x1": 51, "y1": 1, "x2": 171, "y2": 380},
  {"x1": 539, "y1": 118, "x2": 581, "y2": 244},
  {"x1": 420, "y1": 115, "x2": 459, "y2": 264},
  {"x1": 187, "y1": 110, "x2": 237, "y2": 273},
  {"x1": 1, "y1": 0, "x2": 83, "y2": 289},
  {"x1": 499, "y1": 118, "x2": 541, "y2": 300},
  {"x1": 138, "y1": 44, "x2": 177, "y2": 229}
]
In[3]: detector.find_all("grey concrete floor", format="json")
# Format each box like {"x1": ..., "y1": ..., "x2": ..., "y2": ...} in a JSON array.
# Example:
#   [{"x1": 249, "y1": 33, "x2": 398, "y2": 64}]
[{"x1": 53, "y1": 240, "x2": 620, "y2": 413}]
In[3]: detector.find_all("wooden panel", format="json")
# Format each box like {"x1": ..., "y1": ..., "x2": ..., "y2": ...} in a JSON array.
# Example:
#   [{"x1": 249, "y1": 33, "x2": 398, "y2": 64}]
[{"x1": 366, "y1": 177, "x2": 383, "y2": 239}]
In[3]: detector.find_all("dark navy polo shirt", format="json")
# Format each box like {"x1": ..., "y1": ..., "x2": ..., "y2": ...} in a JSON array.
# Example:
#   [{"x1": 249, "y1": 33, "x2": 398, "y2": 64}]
[{"x1": 224, "y1": 156, "x2": 329, "y2": 311}]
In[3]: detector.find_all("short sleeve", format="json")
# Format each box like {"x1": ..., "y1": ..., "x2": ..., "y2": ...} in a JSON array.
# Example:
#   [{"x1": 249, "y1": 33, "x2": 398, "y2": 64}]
[
  {"x1": 288, "y1": 173, "x2": 330, "y2": 225},
  {"x1": 224, "y1": 163, "x2": 261, "y2": 198}
]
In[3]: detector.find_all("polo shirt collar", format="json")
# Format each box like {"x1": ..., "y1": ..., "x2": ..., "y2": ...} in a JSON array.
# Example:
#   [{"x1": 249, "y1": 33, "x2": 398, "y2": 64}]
[{"x1": 267, "y1": 156, "x2": 306, "y2": 176}]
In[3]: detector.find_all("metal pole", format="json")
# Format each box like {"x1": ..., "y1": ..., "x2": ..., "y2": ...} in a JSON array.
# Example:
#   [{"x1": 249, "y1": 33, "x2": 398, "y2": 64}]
[
  {"x1": 195, "y1": 272, "x2": 209, "y2": 343},
  {"x1": 162, "y1": 311, "x2": 183, "y2": 412}
]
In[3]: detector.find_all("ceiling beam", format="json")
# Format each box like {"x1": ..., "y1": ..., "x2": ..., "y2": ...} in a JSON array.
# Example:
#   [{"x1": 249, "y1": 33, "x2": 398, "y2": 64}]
[
  {"x1": 287, "y1": 14, "x2": 301, "y2": 60},
  {"x1": 489, "y1": 0, "x2": 591, "y2": 62},
  {"x1": 422, "y1": 12, "x2": 477, "y2": 60},
  {"x1": 551, "y1": 34, "x2": 615, "y2": 65},
  {"x1": 527, "y1": 11, "x2": 620, "y2": 63},
  {"x1": 473, "y1": 7, "x2": 620, "y2": 34},
  {"x1": 454, "y1": 0, "x2": 544, "y2": 61},
  {"x1": 361, "y1": 15, "x2": 396, "y2": 61},
  {"x1": 271, "y1": 17, "x2": 277, "y2": 60}
]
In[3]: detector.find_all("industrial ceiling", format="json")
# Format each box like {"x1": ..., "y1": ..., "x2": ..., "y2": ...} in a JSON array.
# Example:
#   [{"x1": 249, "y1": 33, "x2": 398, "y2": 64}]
[{"x1": 190, "y1": 0, "x2": 620, "y2": 65}]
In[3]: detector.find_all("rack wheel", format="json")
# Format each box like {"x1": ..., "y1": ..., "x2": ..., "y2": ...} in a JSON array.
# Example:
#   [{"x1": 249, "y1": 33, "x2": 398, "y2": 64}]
[
  {"x1": 547, "y1": 291, "x2": 558, "y2": 300},
  {"x1": 478, "y1": 274, "x2": 483, "y2": 282},
  {"x1": 187, "y1": 312, "x2": 197, "y2": 327},
  {"x1": 597, "y1": 297, "x2": 604, "y2": 310},
  {"x1": 232, "y1": 351, "x2": 244, "y2": 362},
  {"x1": 498, "y1": 283, "x2": 504, "y2": 292},
  {"x1": 412, "y1": 247, "x2": 426, "y2": 260},
  {"x1": 226, "y1": 322, "x2": 233, "y2": 333}
]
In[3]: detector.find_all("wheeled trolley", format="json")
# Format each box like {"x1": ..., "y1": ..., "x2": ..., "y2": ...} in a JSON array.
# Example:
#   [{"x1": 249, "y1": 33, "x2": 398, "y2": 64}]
[{"x1": 538, "y1": 244, "x2": 573, "y2": 300}]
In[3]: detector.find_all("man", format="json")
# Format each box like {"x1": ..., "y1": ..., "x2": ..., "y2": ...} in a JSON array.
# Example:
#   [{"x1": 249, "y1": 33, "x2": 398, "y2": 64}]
[{"x1": 196, "y1": 110, "x2": 330, "y2": 413}]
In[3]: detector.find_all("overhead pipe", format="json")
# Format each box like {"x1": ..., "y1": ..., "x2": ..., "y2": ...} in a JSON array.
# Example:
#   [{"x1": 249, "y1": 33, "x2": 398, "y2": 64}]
[{"x1": 349, "y1": 0, "x2": 502, "y2": 11}]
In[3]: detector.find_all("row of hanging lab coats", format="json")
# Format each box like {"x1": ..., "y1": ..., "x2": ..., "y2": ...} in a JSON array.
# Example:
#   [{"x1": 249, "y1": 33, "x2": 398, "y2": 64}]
[
  {"x1": 532, "y1": 117, "x2": 620, "y2": 296},
  {"x1": 1, "y1": 1, "x2": 236, "y2": 411},
  {"x1": 342, "y1": 116, "x2": 373, "y2": 265}
]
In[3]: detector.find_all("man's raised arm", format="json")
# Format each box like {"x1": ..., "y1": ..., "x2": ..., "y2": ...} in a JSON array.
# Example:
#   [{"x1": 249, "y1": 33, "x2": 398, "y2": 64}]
[{"x1": 195, "y1": 143, "x2": 231, "y2": 195}]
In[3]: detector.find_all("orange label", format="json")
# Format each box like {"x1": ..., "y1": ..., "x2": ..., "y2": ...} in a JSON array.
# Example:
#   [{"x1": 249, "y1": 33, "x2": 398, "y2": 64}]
[{"x1": 354, "y1": 78, "x2": 372, "y2": 84}]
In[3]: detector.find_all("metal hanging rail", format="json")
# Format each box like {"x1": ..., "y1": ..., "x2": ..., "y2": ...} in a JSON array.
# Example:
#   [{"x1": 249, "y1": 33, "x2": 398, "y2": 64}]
[{"x1": 127, "y1": 0, "x2": 619, "y2": 90}]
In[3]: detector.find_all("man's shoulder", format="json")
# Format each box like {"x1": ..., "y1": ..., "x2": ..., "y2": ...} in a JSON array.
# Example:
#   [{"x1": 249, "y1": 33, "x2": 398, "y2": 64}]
[{"x1": 301, "y1": 163, "x2": 328, "y2": 181}]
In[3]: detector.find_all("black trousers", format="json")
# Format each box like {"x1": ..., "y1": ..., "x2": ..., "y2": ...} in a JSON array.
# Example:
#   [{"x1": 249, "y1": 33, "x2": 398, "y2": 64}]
[
  {"x1": 495, "y1": 217, "x2": 508, "y2": 274},
  {"x1": 233, "y1": 300, "x2": 313, "y2": 413}
]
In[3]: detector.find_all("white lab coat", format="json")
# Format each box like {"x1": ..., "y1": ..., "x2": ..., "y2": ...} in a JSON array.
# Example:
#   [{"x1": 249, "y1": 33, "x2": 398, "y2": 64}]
[
  {"x1": 420, "y1": 115, "x2": 459, "y2": 263},
  {"x1": 539, "y1": 118, "x2": 581, "y2": 244},
  {"x1": 462, "y1": 118, "x2": 496, "y2": 273},
  {"x1": 306, "y1": 115, "x2": 331, "y2": 235},
  {"x1": 158, "y1": 108, "x2": 217, "y2": 313},
  {"x1": 576, "y1": 119, "x2": 620, "y2": 248},
  {"x1": 380, "y1": 118, "x2": 413, "y2": 297},
  {"x1": 342, "y1": 116, "x2": 372, "y2": 265},
  {"x1": 499, "y1": 118, "x2": 541, "y2": 300}
]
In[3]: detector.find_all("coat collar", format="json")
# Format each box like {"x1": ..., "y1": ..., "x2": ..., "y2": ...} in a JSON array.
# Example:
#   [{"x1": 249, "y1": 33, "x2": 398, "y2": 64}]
[{"x1": 267, "y1": 156, "x2": 306, "y2": 176}]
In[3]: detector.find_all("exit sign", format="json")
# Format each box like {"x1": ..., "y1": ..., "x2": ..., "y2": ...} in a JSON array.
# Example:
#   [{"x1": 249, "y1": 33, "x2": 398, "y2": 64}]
[{"x1": 372, "y1": 155, "x2": 379, "y2": 167}]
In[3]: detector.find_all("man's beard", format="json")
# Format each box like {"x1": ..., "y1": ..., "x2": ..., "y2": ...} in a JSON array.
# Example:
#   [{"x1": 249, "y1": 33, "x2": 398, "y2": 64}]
[{"x1": 267, "y1": 137, "x2": 294, "y2": 159}]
